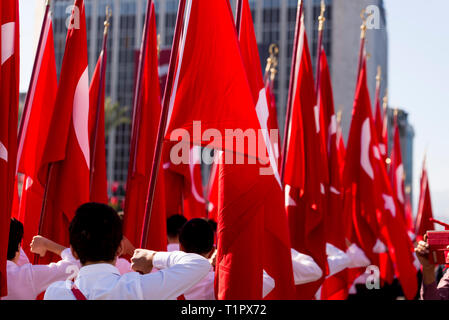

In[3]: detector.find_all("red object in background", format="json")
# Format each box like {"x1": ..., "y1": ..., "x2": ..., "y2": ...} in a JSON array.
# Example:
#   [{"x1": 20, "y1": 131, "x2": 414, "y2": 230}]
[
  {"x1": 88, "y1": 36, "x2": 109, "y2": 204},
  {"x1": 415, "y1": 158, "x2": 435, "y2": 242},
  {"x1": 426, "y1": 231, "x2": 449, "y2": 264},
  {"x1": 122, "y1": 2, "x2": 167, "y2": 251},
  {"x1": 284, "y1": 17, "x2": 328, "y2": 299}
]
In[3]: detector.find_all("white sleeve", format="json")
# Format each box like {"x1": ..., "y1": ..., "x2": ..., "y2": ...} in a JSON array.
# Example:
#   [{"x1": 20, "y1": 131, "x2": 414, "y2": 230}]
[
  {"x1": 291, "y1": 249, "x2": 323, "y2": 285},
  {"x1": 115, "y1": 258, "x2": 133, "y2": 275},
  {"x1": 17, "y1": 247, "x2": 30, "y2": 266},
  {"x1": 262, "y1": 270, "x2": 275, "y2": 298},
  {"x1": 141, "y1": 251, "x2": 211, "y2": 300},
  {"x1": 29, "y1": 248, "x2": 81, "y2": 296},
  {"x1": 326, "y1": 243, "x2": 350, "y2": 277},
  {"x1": 346, "y1": 244, "x2": 371, "y2": 268}
]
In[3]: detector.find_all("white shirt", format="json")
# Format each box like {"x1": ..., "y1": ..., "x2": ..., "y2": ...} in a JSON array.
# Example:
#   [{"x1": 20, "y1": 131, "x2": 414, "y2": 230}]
[
  {"x1": 44, "y1": 251, "x2": 211, "y2": 300},
  {"x1": 167, "y1": 243, "x2": 180, "y2": 252},
  {"x1": 184, "y1": 268, "x2": 216, "y2": 300},
  {"x1": 1, "y1": 248, "x2": 79, "y2": 300}
]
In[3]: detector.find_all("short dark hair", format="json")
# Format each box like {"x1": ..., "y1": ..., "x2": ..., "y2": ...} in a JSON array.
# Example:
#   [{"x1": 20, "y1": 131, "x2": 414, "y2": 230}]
[
  {"x1": 166, "y1": 214, "x2": 187, "y2": 238},
  {"x1": 8, "y1": 218, "x2": 24, "y2": 260},
  {"x1": 179, "y1": 218, "x2": 214, "y2": 255},
  {"x1": 69, "y1": 203, "x2": 123, "y2": 265}
]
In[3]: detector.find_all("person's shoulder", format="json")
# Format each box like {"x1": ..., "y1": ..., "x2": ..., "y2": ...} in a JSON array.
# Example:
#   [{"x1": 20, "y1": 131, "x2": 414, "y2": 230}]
[{"x1": 44, "y1": 280, "x2": 74, "y2": 300}]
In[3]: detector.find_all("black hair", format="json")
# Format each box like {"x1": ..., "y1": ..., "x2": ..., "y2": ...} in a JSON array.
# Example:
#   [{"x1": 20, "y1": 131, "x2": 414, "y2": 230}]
[
  {"x1": 8, "y1": 218, "x2": 24, "y2": 260},
  {"x1": 166, "y1": 214, "x2": 187, "y2": 238},
  {"x1": 205, "y1": 218, "x2": 217, "y2": 233},
  {"x1": 179, "y1": 218, "x2": 214, "y2": 255},
  {"x1": 69, "y1": 202, "x2": 123, "y2": 265}
]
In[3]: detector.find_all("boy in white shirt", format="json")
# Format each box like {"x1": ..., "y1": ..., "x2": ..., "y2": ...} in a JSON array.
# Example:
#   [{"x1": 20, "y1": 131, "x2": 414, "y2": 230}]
[
  {"x1": 44, "y1": 203, "x2": 211, "y2": 300},
  {"x1": 166, "y1": 214, "x2": 187, "y2": 252},
  {"x1": 2, "y1": 218, "x2": 79, "y2": 300}
]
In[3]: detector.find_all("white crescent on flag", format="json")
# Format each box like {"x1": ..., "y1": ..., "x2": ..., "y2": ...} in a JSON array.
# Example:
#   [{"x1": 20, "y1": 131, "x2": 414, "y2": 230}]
[
  {"x1": 188, "y1": 146, "x2": 205, "y2": 203},
  {"x1": 396, "y1": 164, "x2": 405, "y2": 203},
  {"x1": 255, "y1": 88, "x2": 281, "y2": 187},
  {"x1": 1, "y1": 22, "x2": 15, "y2": 65},
  {"x1": 382, "y1": 194, "x2": 396, "y2": 218},
  {"x1": 284, "y1": 185, "x2": 297, "y2": 207},
  {"x1": 73, "y1": 67, "x2": 90, "y2": 169},
  {"x1": 361, "y1": 118, "x2": 374, "y2": 180},
  {"x1": 0, "y1": 142, "x2": 7, "y2": 162}
]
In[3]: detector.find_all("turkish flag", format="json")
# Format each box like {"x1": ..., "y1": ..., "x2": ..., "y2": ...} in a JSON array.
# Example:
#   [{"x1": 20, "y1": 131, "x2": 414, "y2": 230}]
[
  {"x1": 15, "y1": 9, "x2": 57, "y2": 259},
  {"x1": 238, "y1": 0, "x2": 296, "y2": 299},
  {"x1": 0, "y1": 0, "x2": 19, "y2": 297},
  {"x1": 165, "y1": 0, "x2": 268, "y2": 299},
  {"x1": 317, "y1": 49, "x2": 348, "y2": 300},
  {"x1": 415, "y1": 158, "x2": 434, "y2": 242},
  {"x1": 37, "y1": 0, "x2": 90, "y2": 263},
  {"x1": 123, "y1": 2, "x2": 167, "y2": 251},
  {"x1": 390, "y1": 118, "x2": 414, "y2": 233},
  {"x1": 284, "y1": 18, "x2": 328, "y2": 299},
  {"x1": 344, "y1": 61, "x2": 417, "y2": 300},
  {"x1": 88, "y1": 46, "x2": 108, "y2": 204}
]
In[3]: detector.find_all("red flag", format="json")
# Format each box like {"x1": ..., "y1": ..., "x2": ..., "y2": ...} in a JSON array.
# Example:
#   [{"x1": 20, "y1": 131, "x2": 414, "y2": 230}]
[
  {"x1": 373, "y1": 69, "x2": 387, "y2": 158},
  {"x1": 123, "y1": 2, "x2": 167, "y2": 251},
  {"x1": 37, "y1": 0, "x2": 90, "y2": 262},
  {"x1": 15, "y1": 8, "x2": 57, "y2": 258},
  {"x1": 165, "y1": 0, "x2": 268, "y2": 299},
  {"x1": 238, "y1": 0, "x2": 296, "y2": 299},
  {"x1": 284, "y1": 17, "x2": 328, "y2": 299},
  {"x1": 390, "y1": 117, "x2": 414, "y2": 234},
  {"x1": 415, "y1": 158, "x2": 434, "y2": 242},
  {"x1": 317, "y1": 49, "x2": 348, "y2": 300},
  {"x1": 163, "y1": 144, "x2": 207, "y2": 220},
  {"x1": 88, "y1": 42, "x2": 108, "y2": 204},
  {"x1": 0, "y1": 0, "x2": 19, "y2": 297},
  {"x1": 344, "y1": 62, "x2": 417, "y2": 300}
]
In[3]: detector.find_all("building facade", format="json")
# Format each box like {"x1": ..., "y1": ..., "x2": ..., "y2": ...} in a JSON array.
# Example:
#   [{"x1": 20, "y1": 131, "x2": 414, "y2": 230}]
[{"x1": 48, "y1": 0, "x2": 394, "y2": 192}]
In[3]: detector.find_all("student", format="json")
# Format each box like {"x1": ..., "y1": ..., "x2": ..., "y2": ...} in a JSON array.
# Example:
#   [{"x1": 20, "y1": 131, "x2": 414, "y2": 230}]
[
  {"x1": 178, "y1": 218, "x2": 216, "y2": 300},
  {"x1": 44, "y1": 203, "x2": 211, "y2": 300},
  {"x1": 166, "y1": 214, "x2": 187, "y2": 252},
  {"x1": 178, "y1": 218, "x2": 323, "y2": 299},
  {"x1": 2, "y1": 218, "x2": 79, "y2": 300}
]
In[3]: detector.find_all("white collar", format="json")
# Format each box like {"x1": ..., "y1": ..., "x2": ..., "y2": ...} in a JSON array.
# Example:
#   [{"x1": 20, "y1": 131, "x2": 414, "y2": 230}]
[{"x1": 77, "y1": 263, "x2": 121, "y2": 278}]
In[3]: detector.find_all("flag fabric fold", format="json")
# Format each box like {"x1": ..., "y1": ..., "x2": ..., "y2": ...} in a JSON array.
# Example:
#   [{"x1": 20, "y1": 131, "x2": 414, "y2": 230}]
[
  {"x1": 123, "y1": 2, "x2": 167, "y2": 251},
  {"x1": 0, "y1": 0, "x2": 19, "y2": 297},
  {"x1": 36, "y1": 0, "x2": 90, "y2": 263},
  {"x1": 15, "y1": 8, "x2": 57, "y2": 259}
]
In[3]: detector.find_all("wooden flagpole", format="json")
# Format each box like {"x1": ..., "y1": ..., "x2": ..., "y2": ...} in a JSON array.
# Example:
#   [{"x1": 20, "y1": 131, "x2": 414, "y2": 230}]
[
  {"x1": 89, "y1": 7, "x2": 111, "y2": 198},
  {"x1": 280, "y1": 0, "x2": 303, "y2": 184},
  {"x1": 140, "y1": 0, "x2": 187, "y2": 248}
]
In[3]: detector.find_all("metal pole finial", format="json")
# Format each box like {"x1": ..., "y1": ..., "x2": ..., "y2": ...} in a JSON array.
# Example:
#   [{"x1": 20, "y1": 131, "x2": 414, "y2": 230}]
[
  {"x1": 104, "y1": 6, "x2": 112, "y2": 35},
  {"x1": 360, "y1": 9, "x2": 373, "y2": 39},
  {"x1": 318, "y1": 0, "x2": 326, "y2": 31}
]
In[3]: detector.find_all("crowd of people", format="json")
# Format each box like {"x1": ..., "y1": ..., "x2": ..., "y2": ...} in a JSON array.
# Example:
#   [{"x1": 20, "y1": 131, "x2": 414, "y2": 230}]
[{"x1": 1, "y1": 202, "x2": 445, "y2": 300}]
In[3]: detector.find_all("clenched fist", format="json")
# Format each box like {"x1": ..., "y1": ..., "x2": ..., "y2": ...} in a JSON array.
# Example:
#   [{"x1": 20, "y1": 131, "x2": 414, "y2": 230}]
[{"x1": 131, "y1": 249, "x2": 157, "y2": 274}]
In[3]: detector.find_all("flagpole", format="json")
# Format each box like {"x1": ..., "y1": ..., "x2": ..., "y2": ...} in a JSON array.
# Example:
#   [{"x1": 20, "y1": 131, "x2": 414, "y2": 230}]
[
  {"x1": 356, "y1": 10, "x2": 370, "y2": 82},
  {"x1": 264, "y1": 44, "x2": 279, "y2": 88},
  {"x1": 89, "y1": 8, "x2": 111, "y2": 198},
  {"x1": 140, "y1": 0, "x2": 187, "y2": 248},
  {"x1": 375, "y1": 66, "x2": 381, "y2": 111},
  {"x1": 280, "y1": 0, "x2": 303, "y2": 184},
  {"x1": 314, "y1": 0, "x2": 326, "y2": 95},
  {"x1": 16, "y1": 1, "x2": 51, "y2": 171},
  {"x1": 235, "y1": 0, "x2": 243, "y2": 35},
  {"x1": 125, "y1": 0, "x2": 153, "y2": 203}
]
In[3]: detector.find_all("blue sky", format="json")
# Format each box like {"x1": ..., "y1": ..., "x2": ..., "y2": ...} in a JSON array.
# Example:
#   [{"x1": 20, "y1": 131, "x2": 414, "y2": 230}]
[{"x1": 18, "y1": 0, "x2": 449, "y2": 222}]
